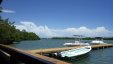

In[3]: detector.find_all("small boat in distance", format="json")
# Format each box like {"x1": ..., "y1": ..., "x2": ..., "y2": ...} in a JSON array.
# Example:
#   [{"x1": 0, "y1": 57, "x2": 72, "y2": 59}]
[
  {"x1": 91, "y1": 37, "x2": 107, "y2": 45},
  {"x1": 64, "y1": 35, "x2": 90, "y2": 46},
  {"x1": 54, "y1": 45, "x2": 92, "y2": 57},
  {"x1": 64, "y1": 41, "x2": 89, "y2": 46}
]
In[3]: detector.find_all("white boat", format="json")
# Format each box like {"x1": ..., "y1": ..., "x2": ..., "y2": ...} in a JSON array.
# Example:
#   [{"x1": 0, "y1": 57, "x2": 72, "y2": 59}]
[
  {"x1": 91, "y1": 40, "x2": 106, "y2": 45},
  {"x1": 64, "y1": 35, "x2": 89, "y2": 46},
  {"x1": 91, "y1": 37, "x2": 107, "y2": 45},
  {"x1": 55, "y1": 46, "x2": 92, "y2": 57},
  {"x1": 64, "y1": 41, "x2": 89, "y2": 46}
]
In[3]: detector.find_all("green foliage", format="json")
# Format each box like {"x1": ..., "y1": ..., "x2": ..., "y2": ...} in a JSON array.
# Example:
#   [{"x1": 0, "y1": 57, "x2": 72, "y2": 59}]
[
  {"x1": 0, "y1": 17, "x2": 40, "y2": 44},
  {"x1": 52, "y1": 37, "x2": 75, "y2": 39},
  {"x1": 103, "y1": 37, "x2": 113, "y2": 40},
  {"x1": 82, "y1": 37, "x2": 95, "y2": 40}
]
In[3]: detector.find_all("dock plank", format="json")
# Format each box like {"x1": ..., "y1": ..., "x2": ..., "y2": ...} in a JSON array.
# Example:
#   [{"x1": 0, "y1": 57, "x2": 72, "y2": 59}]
[
  {"x1": 25, "y1": 44, "x2": 113, "y2": 64},
  {"x1": 27, "y1": 51, "x2": 70, "y2": 64},
  {"x1": 27, "y1": 44, "x2": 113, "y2": 54}
]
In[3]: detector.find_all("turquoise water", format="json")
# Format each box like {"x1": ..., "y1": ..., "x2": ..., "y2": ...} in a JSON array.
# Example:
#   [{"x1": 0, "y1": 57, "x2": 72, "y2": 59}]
[{"x1": 10, "y1": 39, "x2": 113, "y2": 64}]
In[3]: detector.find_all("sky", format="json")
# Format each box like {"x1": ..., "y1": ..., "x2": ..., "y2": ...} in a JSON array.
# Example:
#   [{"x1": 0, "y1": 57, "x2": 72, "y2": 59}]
[{"x1": 1, "y1": 0, "x2": 113, "y2": 38}]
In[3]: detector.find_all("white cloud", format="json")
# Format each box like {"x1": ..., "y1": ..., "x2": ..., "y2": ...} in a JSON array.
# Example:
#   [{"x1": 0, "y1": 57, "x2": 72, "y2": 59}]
[
  {"x1": 15, "y1": 21, "x2": 61, "y2": 38},
  {"x1": 2, "y1": 9, "x2": 15, "y2": 13},
  {"x1": 15, "y1": 21, "x2": 113, "y2": 38},
  {"x1": 65, "y1": 27, "x2": 110, "y2": 37}
]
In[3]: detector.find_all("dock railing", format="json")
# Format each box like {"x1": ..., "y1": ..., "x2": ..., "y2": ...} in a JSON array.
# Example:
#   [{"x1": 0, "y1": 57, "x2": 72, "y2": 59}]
[
  {"x1": 1, "y1": 44, "x2": 113, "y2": 64},
  {"x1": 0, "y1": 44, "x2": 55, "y2": 64}
]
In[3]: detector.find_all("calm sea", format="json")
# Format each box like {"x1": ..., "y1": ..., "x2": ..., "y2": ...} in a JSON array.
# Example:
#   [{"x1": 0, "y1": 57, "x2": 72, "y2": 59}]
[{"x1": 10, "y1": 39, "x2": 113, "y2": 64}]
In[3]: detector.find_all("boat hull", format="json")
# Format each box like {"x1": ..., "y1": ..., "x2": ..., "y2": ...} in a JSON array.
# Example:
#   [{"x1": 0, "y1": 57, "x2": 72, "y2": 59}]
[
  {"x1": 91, "y1": 40, "x2": 107, "y2": 45},
  {"x1": 59, "y1": 46, "x2": 92, "y2": 57},
  {"x1": 64, "y1": 42, "x2": 89, "y2": 47}
]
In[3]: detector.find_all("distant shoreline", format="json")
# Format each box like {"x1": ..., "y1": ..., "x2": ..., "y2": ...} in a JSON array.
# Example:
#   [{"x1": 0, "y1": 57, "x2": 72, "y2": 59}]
[{"x1": 51, "y1": 37, "x2": 113, "y2": 40}]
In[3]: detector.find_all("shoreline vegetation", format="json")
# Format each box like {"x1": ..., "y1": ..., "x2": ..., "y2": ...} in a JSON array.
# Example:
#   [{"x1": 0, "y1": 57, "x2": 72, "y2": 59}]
[
  {"x1": 0, "y1": 16, "x2": 40, "y2": 45},
  {"x1": 52, "y1": 37, "x2": 113, "y2": 40},
  {"x1": 0, "y1": 1, "x2": 40, "y2": 45}
]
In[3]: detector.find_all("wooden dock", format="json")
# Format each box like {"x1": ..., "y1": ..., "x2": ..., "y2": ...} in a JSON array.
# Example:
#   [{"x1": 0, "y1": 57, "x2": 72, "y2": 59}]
[
  {"x1": 27, "y1": 52, "x2": 70, "y2": 64},
  {"x1": 25, "y1": 44, "x2": 113, "y2": 64},
  {"x1": 0, "y1": 44, "x2": 113, "y2": 64},
  {"x1": 27, "y1": 44, "x2": 113, "y2": 54},
  {"x1": 0, "y1": 44, "x2": 70, "y2": 64}
]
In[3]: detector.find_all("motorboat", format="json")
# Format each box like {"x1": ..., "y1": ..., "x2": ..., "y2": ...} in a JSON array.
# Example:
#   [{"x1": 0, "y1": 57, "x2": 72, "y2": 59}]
[
  {"x1": 54, "y1": 45, "x2": 92, "y2": 57},
  {"x1": 91, "y1": 37, "x2": 107, "y2": 45},
  {"x1": 63, "y1": 35, "x2": 89, "y2": 46},
  {"x1": 91, "y1": 40, "x2": 106, "y2": 45},
  {"x1": 64, "y1": 41, "x2": 89, "y2": 46}
]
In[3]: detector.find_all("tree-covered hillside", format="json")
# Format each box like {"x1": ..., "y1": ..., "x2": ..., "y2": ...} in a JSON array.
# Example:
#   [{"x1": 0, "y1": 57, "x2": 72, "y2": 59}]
[{"x1": 0, "y1": 17, "x2": 40, "y2": 44}]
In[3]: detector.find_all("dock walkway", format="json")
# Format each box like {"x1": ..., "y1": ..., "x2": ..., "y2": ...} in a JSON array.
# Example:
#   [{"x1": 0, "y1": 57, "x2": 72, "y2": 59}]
[
  {"x1": 0, "y1": 44, "x2": 113, "y2": 64},
  {"x1": 0, "y1": 44, "x2": 70, "y2": 64},
  {"x1": 27, "y1": 44, "x2": 113, "y2": 54}
]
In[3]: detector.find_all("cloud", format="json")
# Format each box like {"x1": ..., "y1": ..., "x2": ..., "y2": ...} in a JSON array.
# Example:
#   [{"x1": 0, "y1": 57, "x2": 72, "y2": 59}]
[
  {"x1": 65, "y1": 26, "x2": 110, "y2": 37},
  {"x1": 15, "y1": 21, "x2": 113, "y2": 38},
  {"x1": 2, "y1": 9, "x2": 15, "y2": 13},
  {"x1": 15, "y1": 21, "x2": 60, "y2": 38}
]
